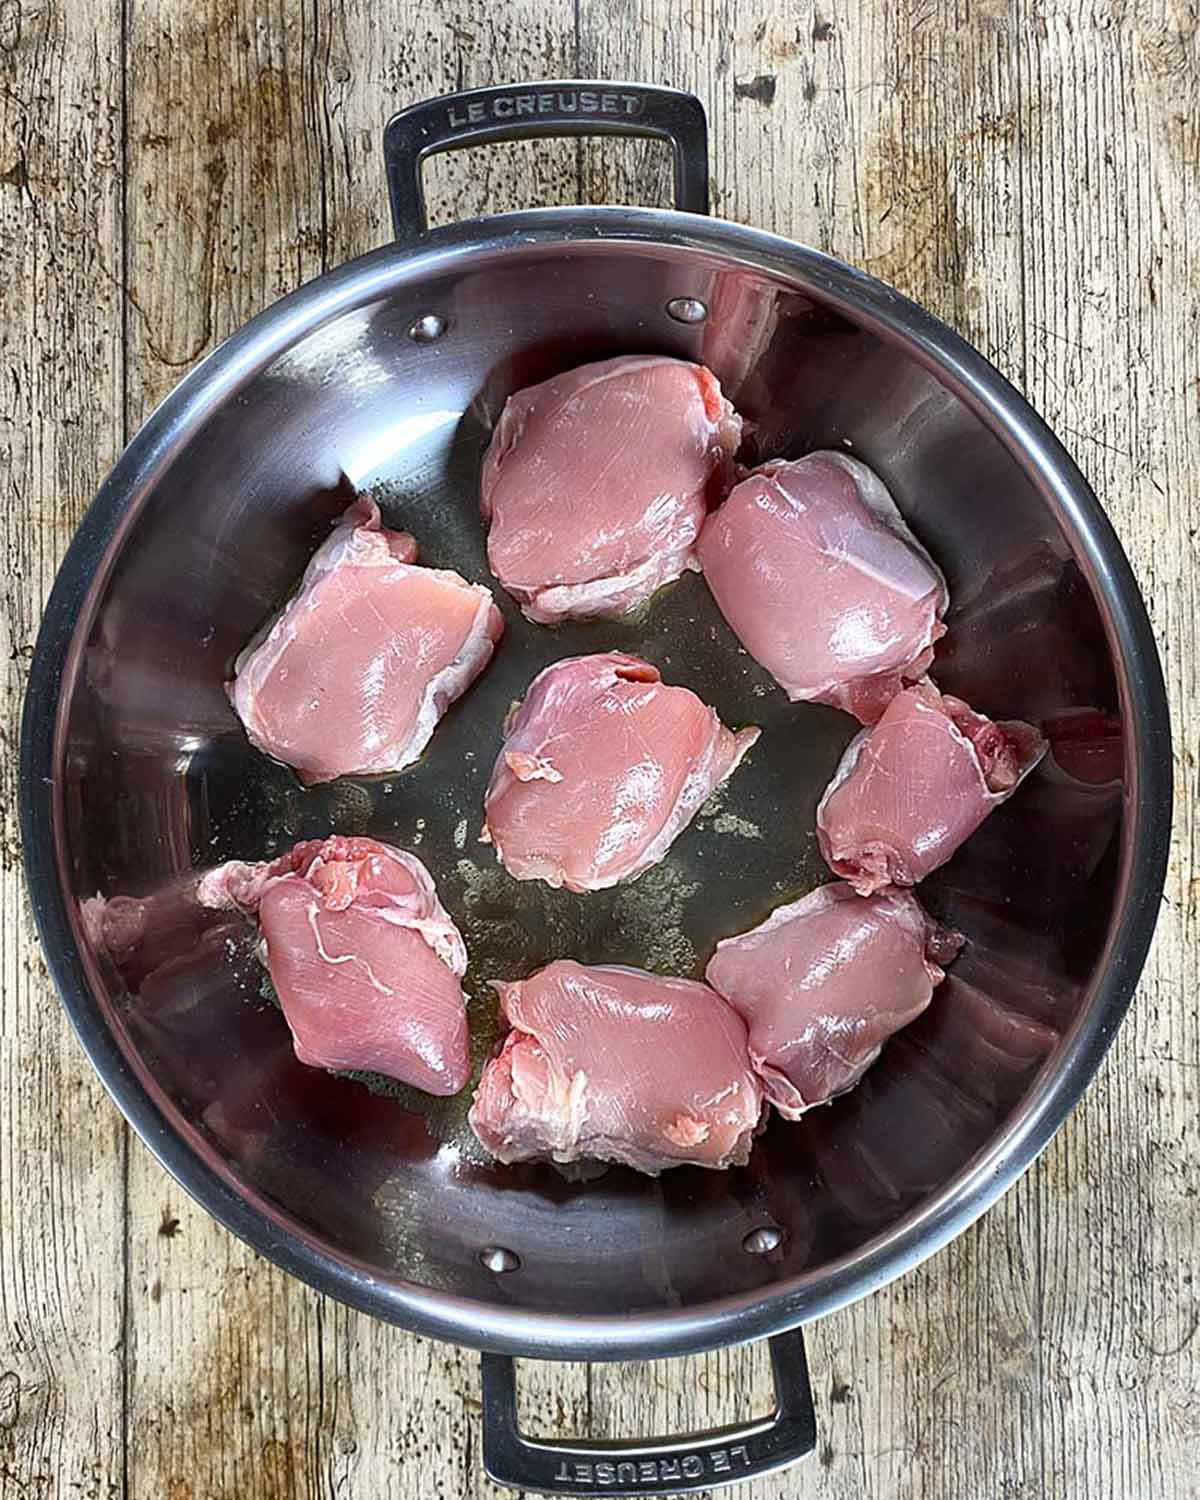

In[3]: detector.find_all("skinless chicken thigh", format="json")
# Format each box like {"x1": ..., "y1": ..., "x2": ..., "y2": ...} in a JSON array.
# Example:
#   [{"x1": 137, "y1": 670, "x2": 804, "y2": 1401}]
[
  {"x1": 697, "y1": 452, "x2": 947, "y2": 723},
  {"x1": 468, "y1": 961, "x2": 764, "y2": 1174},
  {"x1": 816, "y1": 679, "x2": 1048, "y2": 894},
  {"x1": 230, "y1": 497, "x2": 503, "y2": 783},
  {"x1": 481, "y1": 356, "x2": 742, "y2": 623},
  {"x1": 706, "y1": 882, "x2": 962, "y2": 1117},
  {"x1": 482, "y1": 652, "x2": 760, "y2": 892},
  {"x1": 198, "y1": 836, "x2": 470, "y2": 1095}
]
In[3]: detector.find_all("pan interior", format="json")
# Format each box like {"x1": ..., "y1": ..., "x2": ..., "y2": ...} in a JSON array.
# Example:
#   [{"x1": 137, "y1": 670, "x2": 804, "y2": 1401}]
[{"x1": 57, "y1": 237, "x2": 1125, "y2": 1318}]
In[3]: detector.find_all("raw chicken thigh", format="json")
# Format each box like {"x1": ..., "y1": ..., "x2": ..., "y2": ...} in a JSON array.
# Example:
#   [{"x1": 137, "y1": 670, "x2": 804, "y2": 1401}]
[
  {"x1": 696, "y1": 452, "x2": 947, "y2": 722},
  {"x1": 706, "y1": 883, "x2": 961, "y2": 1118},
  {"x1": 468, "y1": 961, "x2": 764, "y2": 1174},
  {"x1": 480, "y1": 356, "x2": 742, "y2": 623},
  {"x1": 482, "y1": 652, "x2": 760, "y2": 892},
  {"x1": 231, "y1": 497, "x2": 503, "y2": 783},
  {"x1": 817, "y1": 680, "x2": 1048, "y2": 894},
  {"x1": 198, "y1": 836, "x2": 470, "y2": 1094}
]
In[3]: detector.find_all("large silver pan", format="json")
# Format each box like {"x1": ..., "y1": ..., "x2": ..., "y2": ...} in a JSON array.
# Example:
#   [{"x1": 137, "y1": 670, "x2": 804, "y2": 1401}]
[{"x1": 20, "y1": 82, "x2": 1171, "y2": 1495}]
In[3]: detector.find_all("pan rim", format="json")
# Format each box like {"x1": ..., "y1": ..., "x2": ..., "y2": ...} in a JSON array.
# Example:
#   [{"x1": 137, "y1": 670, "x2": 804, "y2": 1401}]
[{"x1": 20, "y1": 206, "x2": 1172, "y2": 1360}]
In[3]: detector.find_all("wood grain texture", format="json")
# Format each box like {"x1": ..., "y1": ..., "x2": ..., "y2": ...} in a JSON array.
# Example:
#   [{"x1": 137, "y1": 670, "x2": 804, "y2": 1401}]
[
  {"x1": 0, "y1": 5, "x2": 128, "y2": 1500},
  {"x1": 1, "y1": 0, "x2": 1197, "y2": 1497}
]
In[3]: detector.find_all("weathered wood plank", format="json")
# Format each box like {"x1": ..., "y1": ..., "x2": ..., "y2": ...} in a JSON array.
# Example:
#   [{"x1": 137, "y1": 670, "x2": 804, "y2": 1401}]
[{"x1": 0, "y1": 4, "x2": 128, "y2": 1499}]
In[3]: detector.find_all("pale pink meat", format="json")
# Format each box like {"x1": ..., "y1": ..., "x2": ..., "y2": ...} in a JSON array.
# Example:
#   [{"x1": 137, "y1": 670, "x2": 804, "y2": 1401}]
[
  {"x1": 197, "y1": 836, "x2": 470, "y2": 1094},
  {"x1": 482, "y1": 652, "x2": 760, "y2": 892},
  {"x1": 816, "y1": 680, "x2": 1048, "y2": 894},
  {"x1": 480, "y1": 356, "x2": 743, "y2": 623},
  {"x1": 468, "y1": 961, "x2": 764, "y2": 1174},
  {"x1": 230, "y1": 497, "x2": 503, "y2": 783},
  {"x1": 706, "y1": 883, "x2": 962, "y2": 1118},
  {"x1": 697, "y1": 452, "x2": 947, "y2": 722}
]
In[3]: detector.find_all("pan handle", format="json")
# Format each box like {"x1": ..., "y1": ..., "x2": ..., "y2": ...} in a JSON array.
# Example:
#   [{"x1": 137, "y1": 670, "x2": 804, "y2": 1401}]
[
  {"x1": 383, "y1": 80, "x2": 709, "y2": 241},
  {"x1": 479, "y1": 1327, "x2": 816, "y2": 1497}
]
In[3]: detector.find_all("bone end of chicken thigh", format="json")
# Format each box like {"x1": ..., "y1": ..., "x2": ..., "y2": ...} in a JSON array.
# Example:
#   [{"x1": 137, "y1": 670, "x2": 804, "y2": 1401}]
[
  {"x1": 198, "y1": 836, "x2": 471, "y2": 1095},
  {"x1": 697, "y1": 451, "x2": 947, "y2": 722},
  {"x1": 482, "y1": 652, "x2": 761, "y2": 892},
  {"x1": 816, "y1": 679, "x2": 1049, "y2": 894},
  {"x1": 468, "y1": 961, "x2": 764, "y2": 1174},
  {"x1": 481, "y1": 356, "x2": 743, "y2": 623},
  {"x1": 706, "y1": 883, "x2": 962, "y2": 1118},
  {"x1": 230, "y1": 497, "x2": 503, "y2": 784}
]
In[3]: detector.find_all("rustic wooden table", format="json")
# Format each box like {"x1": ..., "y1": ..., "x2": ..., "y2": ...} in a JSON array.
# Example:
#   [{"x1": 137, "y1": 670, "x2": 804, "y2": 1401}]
[{"x1": 2, "y1": 2, "x2": 1196, "y2": 1496}]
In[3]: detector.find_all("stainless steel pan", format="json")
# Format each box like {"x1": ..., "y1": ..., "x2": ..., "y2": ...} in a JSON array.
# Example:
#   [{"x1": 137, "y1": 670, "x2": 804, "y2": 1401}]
[{"x1": 20, "y1": 81, "x2": 1171, "y2": 1495}]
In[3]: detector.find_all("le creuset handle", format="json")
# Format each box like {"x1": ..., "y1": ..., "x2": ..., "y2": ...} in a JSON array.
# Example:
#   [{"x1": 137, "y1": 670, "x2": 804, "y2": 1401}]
[
  {"x1": 479, "y1": 1327, "x2": 816, "y2": 1497},
  {"x1": 383, "y1": 79, "x2": 709, "y2": 241}
]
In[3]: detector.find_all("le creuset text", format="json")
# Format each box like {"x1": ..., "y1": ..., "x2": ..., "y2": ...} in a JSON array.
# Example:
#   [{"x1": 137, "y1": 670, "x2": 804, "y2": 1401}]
[
  {"x1": 446, "y1": 90, "x2": 645, "y2": 130},
  {"x1": 552, "y1": 1443, "x2": 751, "y2": 1488}
]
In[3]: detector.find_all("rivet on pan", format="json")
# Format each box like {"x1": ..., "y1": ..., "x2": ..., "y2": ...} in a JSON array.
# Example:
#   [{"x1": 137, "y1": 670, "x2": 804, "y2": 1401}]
[
  {"x1": 480, "y1": 1245, "x2": 521, "y2": 1274},
  {"x1": 665, "y1": 296, "x2": 708, "y2": 325},
  {"x1": 409, "y1": 313, "x2": 447, "y2": 342},
  {"x1": 742, "y1": 1225, "x2": 785, "y2": 1255}
]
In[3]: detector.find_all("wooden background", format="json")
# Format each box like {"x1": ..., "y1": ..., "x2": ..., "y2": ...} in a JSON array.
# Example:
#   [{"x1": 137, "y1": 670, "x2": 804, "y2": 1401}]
[{"x1": 1, "y1": 1, "x2": 1196, "y2": 1496}]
